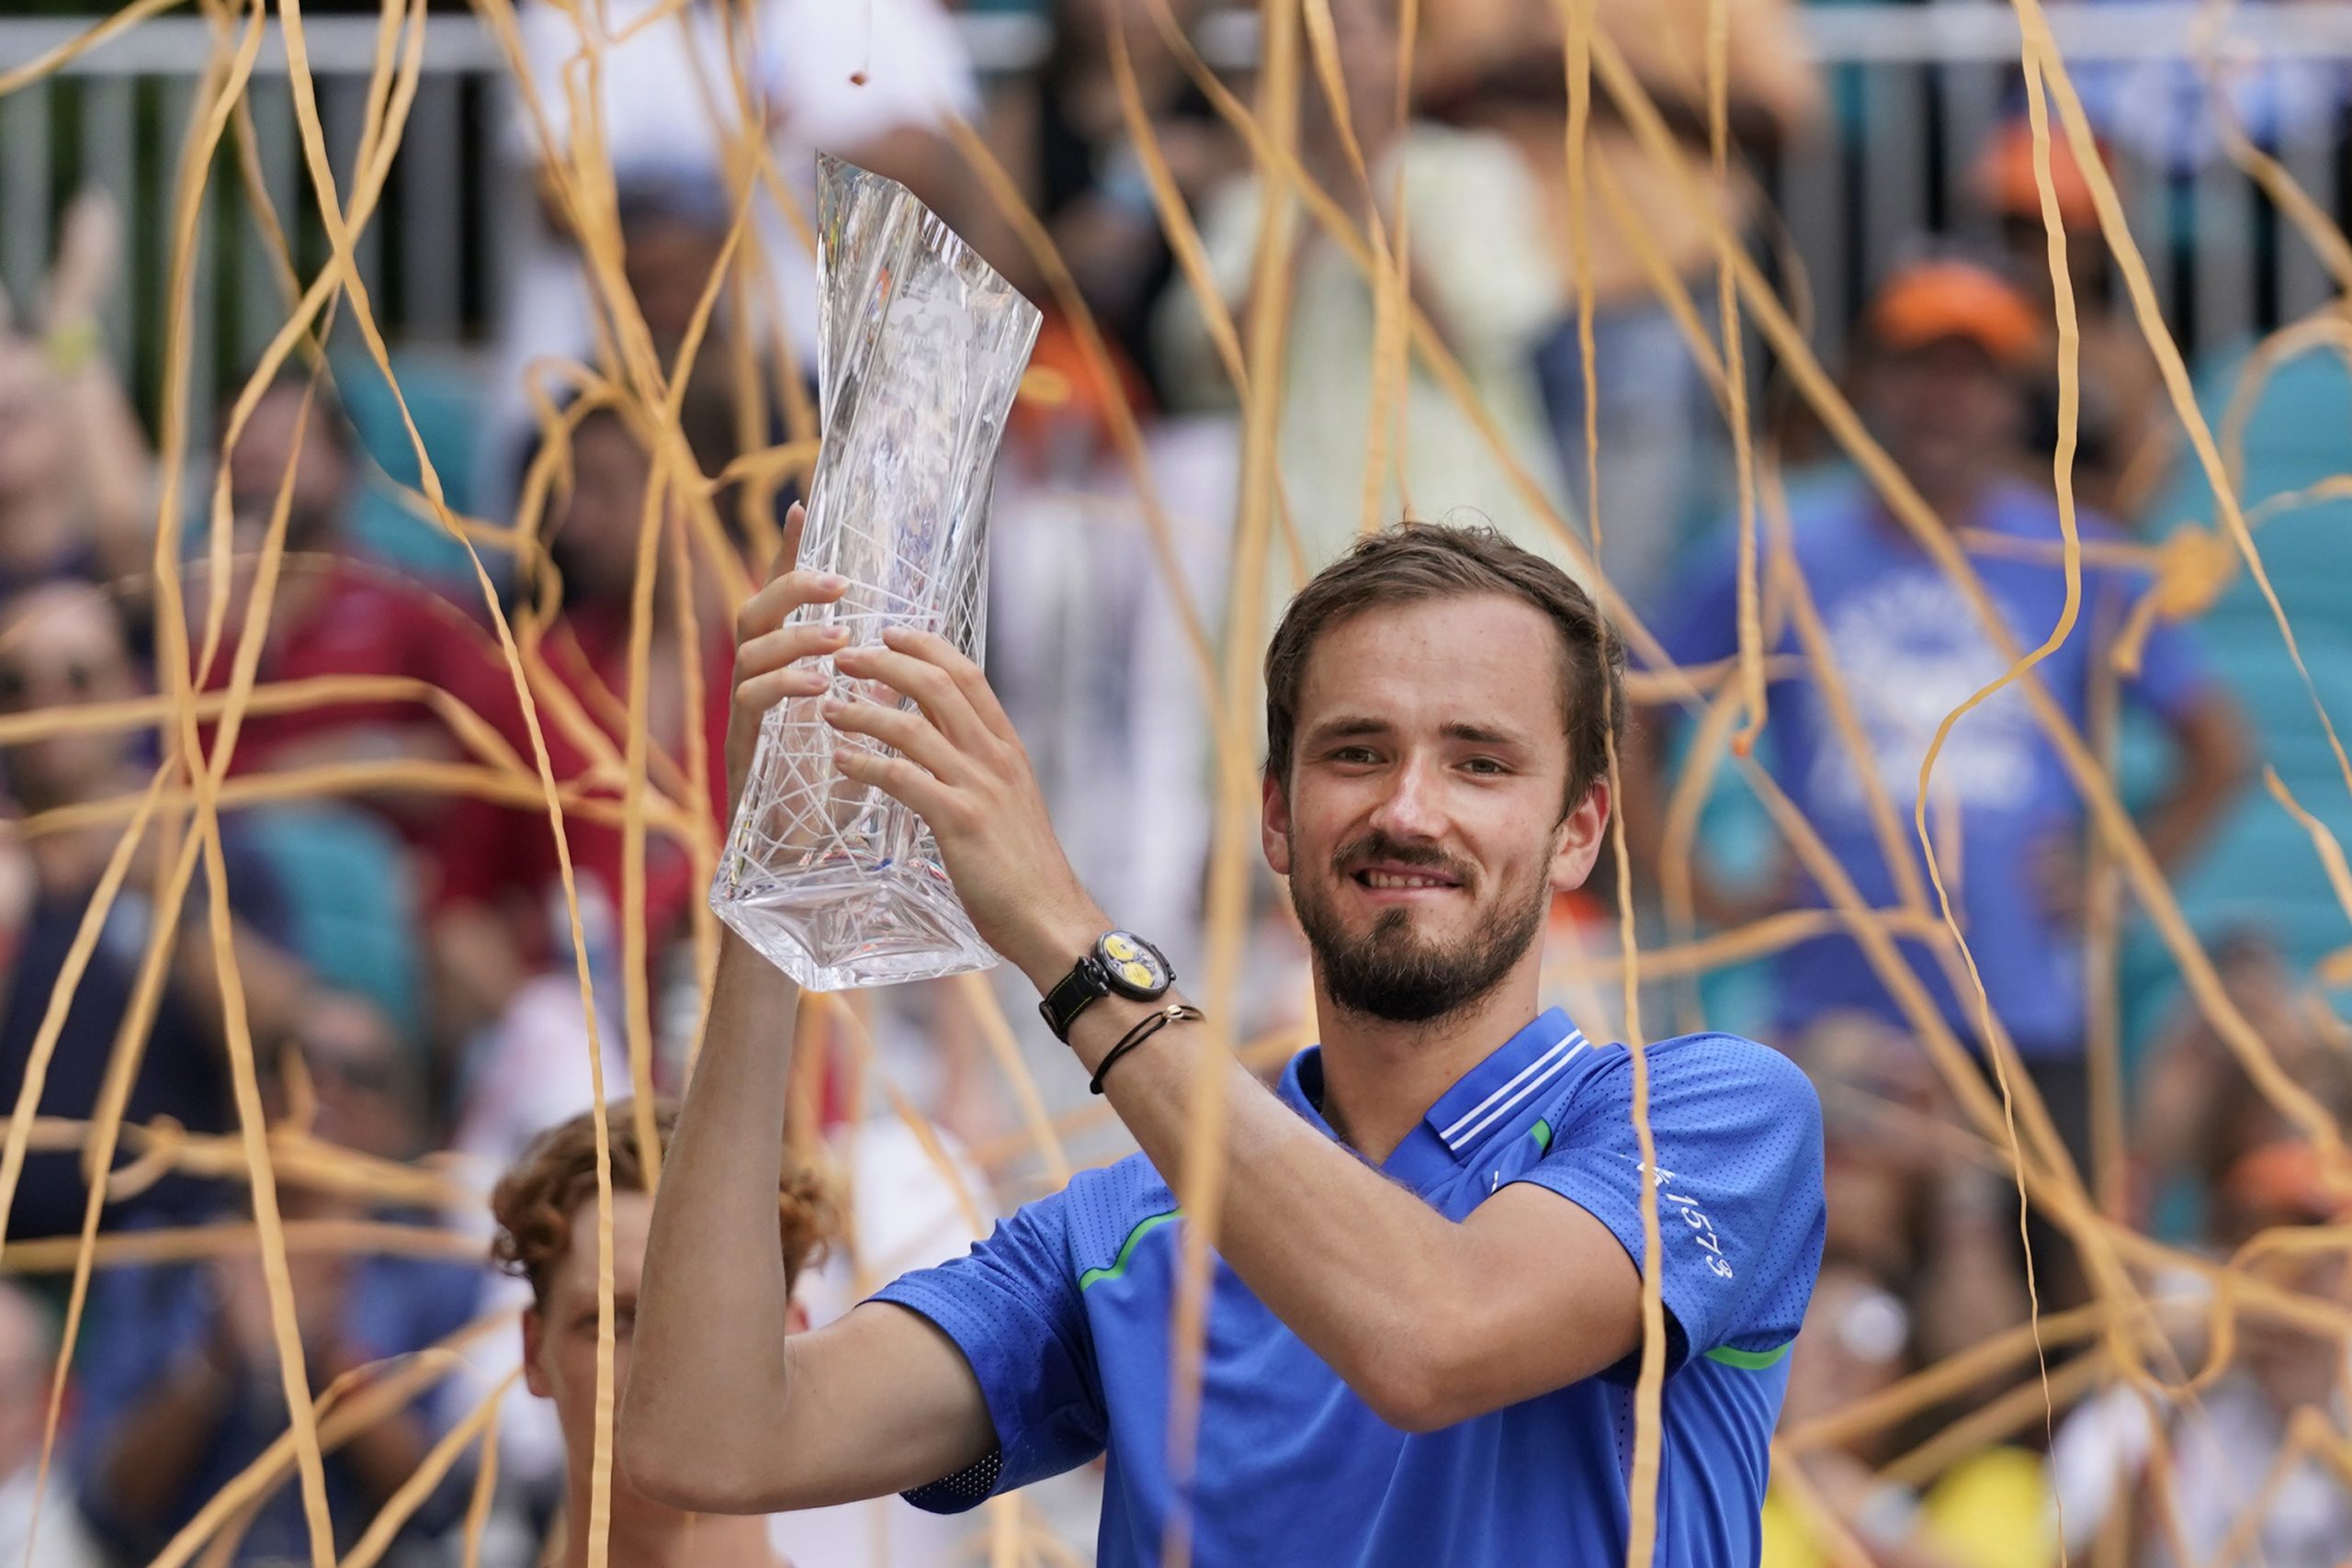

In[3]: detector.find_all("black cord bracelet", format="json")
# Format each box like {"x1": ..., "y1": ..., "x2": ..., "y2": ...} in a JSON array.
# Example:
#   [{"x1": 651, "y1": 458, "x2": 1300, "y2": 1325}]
[{"x1": 1088, "y1": 1004, "x2": 1204, "y2": 1095}]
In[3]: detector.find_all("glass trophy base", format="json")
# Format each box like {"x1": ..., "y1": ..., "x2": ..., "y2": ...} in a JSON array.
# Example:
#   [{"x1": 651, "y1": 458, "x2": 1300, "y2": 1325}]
[
  {"x1": 713, "y1": 856, "x2": 994, "y2": 992},
  {"x1": 713, "y1": 685, "x2": 1004, "y2": 991}
]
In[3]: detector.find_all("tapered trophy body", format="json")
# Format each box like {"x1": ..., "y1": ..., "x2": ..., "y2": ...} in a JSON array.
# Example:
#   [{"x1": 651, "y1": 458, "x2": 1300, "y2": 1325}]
[{"x1": 712, "y1": 154, "x2": 1042, "y2": 990}]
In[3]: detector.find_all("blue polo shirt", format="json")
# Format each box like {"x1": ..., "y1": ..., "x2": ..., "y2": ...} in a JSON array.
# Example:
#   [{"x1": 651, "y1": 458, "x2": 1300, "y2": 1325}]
[{"x1": 871, "y1": 1010, "x2": 1826, "y2": 1566}]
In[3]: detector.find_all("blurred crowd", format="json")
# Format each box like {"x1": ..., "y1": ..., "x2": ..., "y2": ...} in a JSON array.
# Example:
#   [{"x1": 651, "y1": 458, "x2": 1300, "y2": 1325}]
[{"x1": 0, "y1": 0, "x2": 2347, "y2": 1563}]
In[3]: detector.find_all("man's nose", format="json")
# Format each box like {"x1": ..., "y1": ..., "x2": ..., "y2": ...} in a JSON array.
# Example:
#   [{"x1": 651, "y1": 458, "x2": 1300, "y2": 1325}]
[{"x1": 1367, "y1": 754, "x2": 1446, "y2": 841}]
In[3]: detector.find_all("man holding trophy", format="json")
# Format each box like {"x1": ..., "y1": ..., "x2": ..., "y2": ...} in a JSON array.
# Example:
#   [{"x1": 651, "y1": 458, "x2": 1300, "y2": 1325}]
[{"x1": 620, "y1": 161, "x2": 1822, "y2": 1566}]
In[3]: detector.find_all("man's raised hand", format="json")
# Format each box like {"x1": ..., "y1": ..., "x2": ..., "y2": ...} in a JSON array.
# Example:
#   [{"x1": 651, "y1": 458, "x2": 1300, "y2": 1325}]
[{"x1": 823, "y1": 626, "x2": 1104, "y2": 987}]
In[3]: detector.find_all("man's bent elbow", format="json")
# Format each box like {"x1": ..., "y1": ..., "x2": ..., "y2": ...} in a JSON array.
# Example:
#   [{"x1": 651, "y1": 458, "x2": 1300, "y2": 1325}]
[
  {"x1": 1352, "y1": 1319, "x2": 1624, "y2": 1434},
  {"x1": 1352, "y1": 1350, "x2": 1476, "y2": 1435},
  {"x1": 617, "y1": 1415, "x2": 778, "y2": 1516}
]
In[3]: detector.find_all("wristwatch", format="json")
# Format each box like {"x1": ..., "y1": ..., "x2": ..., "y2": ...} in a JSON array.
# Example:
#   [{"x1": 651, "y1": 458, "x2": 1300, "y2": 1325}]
[{"x1": 1039, "y1": 931, "x2": 1173, "y2": 1042}]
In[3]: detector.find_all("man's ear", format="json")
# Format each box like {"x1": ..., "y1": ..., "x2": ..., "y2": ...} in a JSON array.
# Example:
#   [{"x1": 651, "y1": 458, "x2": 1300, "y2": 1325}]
[
  {"x1": 521, "y1": 1307, "x2": 550, "y2": 1399},
  {"x1": 1551, "y1": 775, "x2": 1611, "y2": 893},
  {"x1": 1261, "y1": 769, "x2": 1294, "y2": 878}
]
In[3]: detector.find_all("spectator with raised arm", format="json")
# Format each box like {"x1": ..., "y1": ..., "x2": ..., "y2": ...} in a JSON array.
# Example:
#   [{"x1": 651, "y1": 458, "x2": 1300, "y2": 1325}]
[{"x1": 0, "y1": 190, "x2": 155, "y2": 602}]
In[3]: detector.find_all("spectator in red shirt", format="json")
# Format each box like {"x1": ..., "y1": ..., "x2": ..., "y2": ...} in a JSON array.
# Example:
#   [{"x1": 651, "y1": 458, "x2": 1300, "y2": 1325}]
[
  {"x1": 202, "y1": 376, "x2": 510, "y2": 829},
  {"x1": 430, "y1": 405, "x2": 732, "y2": 1047}
]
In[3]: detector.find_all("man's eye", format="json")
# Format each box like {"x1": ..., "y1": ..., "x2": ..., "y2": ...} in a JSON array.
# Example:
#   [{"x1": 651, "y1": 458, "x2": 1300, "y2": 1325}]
[
  {"x1": 1463, "y1": 757, "x2": 1509, "y2": 775},
  {"x1": 1329, "y1": 746, "x2": 1380, "y2": 764}
]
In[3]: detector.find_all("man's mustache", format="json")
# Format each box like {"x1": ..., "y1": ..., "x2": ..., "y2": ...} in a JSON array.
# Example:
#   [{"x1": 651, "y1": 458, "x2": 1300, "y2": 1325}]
[{"x1": 1331, "y1": 832, "x2": 1472, "y2": 884}]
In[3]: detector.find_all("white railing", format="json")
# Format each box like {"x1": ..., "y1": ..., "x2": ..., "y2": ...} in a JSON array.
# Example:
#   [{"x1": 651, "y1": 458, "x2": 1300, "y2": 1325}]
[
  {"x1": 1, "y1": 4, "x2": 2347, "y2": 417},
  {"x1": 1770, "y1": 4, "x2": 2352, "y2": 360},
  {"x1": 0, "y1": 9, "x2": 1049, "y2": 415}
]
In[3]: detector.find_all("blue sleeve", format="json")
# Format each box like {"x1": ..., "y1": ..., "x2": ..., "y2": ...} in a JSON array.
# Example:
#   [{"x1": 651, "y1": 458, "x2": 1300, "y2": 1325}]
[
  {"x1": 868, "y1": 1190, "x2": 1105, "y2": 1512},
  {"x1": 1510, "y1": 1035, "x2": 1825, "y2": 1372},
  {"x1": 2075, "y1": 521, "x2": 2210, "y2": 721},
  {"x1": 2124, "y1": 608, "x2": 2213, "y2": 720}
]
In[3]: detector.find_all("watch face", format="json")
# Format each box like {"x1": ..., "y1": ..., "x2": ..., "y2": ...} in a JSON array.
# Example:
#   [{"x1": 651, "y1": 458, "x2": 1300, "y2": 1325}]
[{"x1": 1095, "y1": 931, "x2": 1170, "y2": 997}]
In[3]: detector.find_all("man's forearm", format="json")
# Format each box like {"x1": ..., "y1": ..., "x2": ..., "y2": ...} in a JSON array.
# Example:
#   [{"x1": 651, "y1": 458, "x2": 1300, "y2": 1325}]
[
  {"x1": 988, "y1": 897, "x2": 1626, "y2": 1428},
  {"x1": 619, "y1": 931, "x2": 802, "y2": 1492},
  {"x1": 1093, "y1": 1004, "x2": 1637, "y2": 1427},
  {"x1": 1087, "y1": 1003, "x2": 1469, "y2": 1423}
]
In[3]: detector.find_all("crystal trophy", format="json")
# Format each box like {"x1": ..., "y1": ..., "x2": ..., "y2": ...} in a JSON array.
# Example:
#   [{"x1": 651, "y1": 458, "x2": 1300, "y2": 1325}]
[{"x1": 711, "y1": 154, "x2": 1042, "y2": 990}]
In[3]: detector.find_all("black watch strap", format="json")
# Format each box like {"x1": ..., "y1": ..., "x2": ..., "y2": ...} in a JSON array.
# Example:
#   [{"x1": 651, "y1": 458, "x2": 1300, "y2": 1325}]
[{"x1": 1039, "y1": 957, "x2": 1110, "y2": 1043}]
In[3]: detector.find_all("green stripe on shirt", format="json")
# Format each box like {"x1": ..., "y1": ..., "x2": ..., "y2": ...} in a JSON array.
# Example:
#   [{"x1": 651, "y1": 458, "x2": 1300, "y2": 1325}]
[
  {"x1": 1703, "y1": 1341, "x2": 1793, "y2": 1371},
  {"x1": 1079, "y1": 1210, "x2": 1182, "y2": 1292}
]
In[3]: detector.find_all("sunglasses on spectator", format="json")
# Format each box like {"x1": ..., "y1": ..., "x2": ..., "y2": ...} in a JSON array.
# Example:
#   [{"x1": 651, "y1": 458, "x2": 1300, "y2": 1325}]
[
  {"x1": 298, "y1": 1045, "x2": 403, "y2": 1097},
  {"x1": 0, "y1": 658, "x2": 108, "y2": 709}
]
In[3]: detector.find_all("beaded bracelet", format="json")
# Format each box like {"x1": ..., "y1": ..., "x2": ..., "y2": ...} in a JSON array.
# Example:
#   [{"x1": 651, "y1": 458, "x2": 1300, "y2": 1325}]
[{"x1": 1088, "y1": 1003, "x2": 1204, "y2": 1096}]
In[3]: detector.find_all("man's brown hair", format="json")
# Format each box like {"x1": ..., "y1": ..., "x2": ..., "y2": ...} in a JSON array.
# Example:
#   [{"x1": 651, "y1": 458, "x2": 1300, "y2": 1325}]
[
  {"x1": 1262, "y1": 523, "x2": 1626, "y2": 812},
  {"x1": 490, "y1": 1100, "x2": 837, "y2": 1305}
]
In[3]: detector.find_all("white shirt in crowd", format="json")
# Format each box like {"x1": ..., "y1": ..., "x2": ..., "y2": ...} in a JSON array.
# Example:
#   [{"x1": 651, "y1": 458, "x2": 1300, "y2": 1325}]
[
  {"x1": 0, "y1": 1465, "x2": 105, "y2": 1568},
  {"x1": 491, "y1": 0, "x2": 978, "y2": 479},
  {"x1": 2052, "y1": 1365, "x2": 2352, "y2": 1568}
]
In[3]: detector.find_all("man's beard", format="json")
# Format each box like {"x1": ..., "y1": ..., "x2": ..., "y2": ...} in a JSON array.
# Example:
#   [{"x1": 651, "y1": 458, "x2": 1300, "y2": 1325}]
[{"x1": 1290, "y1": 831, "x2": 1551, "y2": 1024}]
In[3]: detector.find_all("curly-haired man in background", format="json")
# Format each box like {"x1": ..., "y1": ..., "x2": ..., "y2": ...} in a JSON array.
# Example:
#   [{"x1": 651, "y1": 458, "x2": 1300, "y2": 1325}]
[{"x1": 491, "y1": 1100, "x2": 836, "y2": 1568}]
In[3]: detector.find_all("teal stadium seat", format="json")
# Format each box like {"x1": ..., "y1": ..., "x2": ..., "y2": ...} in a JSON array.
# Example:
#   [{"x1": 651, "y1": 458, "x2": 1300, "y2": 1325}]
[
  {"x1": 235, "y1": 801, "x2": 426, "y2": 1050},
  {"x1": 334, "y1": 351, "x2": 503, "y2": 594},
  {"x1": 2135, "y1": 337, "x2": 2352, "y2": 1029}
]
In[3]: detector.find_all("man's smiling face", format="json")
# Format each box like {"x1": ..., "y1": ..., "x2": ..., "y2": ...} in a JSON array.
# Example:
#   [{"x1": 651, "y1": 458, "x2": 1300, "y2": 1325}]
[{"x1": 1264, "y1": 592, "x2": 1607, "y2": 1023}]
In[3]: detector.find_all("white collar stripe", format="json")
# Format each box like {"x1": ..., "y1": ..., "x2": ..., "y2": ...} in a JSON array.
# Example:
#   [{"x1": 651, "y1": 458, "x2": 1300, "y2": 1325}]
[
  {"x1": 1444, "y1": 1042, "x2": 1585, "y2": 1151},
  {"x1": 1436, "y1": 1029, "x2": 1588, "y2": 1145},
  {"x1": 1435, "y1": 1040, "x2": 1566, "y2": 1142}
]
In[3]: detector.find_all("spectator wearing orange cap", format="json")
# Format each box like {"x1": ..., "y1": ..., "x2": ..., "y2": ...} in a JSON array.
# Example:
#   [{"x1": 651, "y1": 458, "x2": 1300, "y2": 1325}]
[
  {"x1": 2129, "y1": 929, "x2": 2345, "y2": 1238},
  {"x1": 1973, "y1": 118, "x2": 2174, "y2": 524},
  {"x1": 1631, "y1": 256, "x2": 2249, "y2": 1269}
]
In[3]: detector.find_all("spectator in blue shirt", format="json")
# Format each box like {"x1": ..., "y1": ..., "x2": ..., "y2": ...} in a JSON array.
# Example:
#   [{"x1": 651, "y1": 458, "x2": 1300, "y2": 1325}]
[
  {"x1": 0, "y1": 579, "x2": 310, "y2": 1241},
  {"x1": 1632, "y1": 256, "x2": 2248, "y2": 1182},
  {"x1": 73, "y1": 1115, "x2": 481, "y2": 1562},
  {"x1": 619, "y1": 514, "x2": 1826, "y2": 1566}
]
